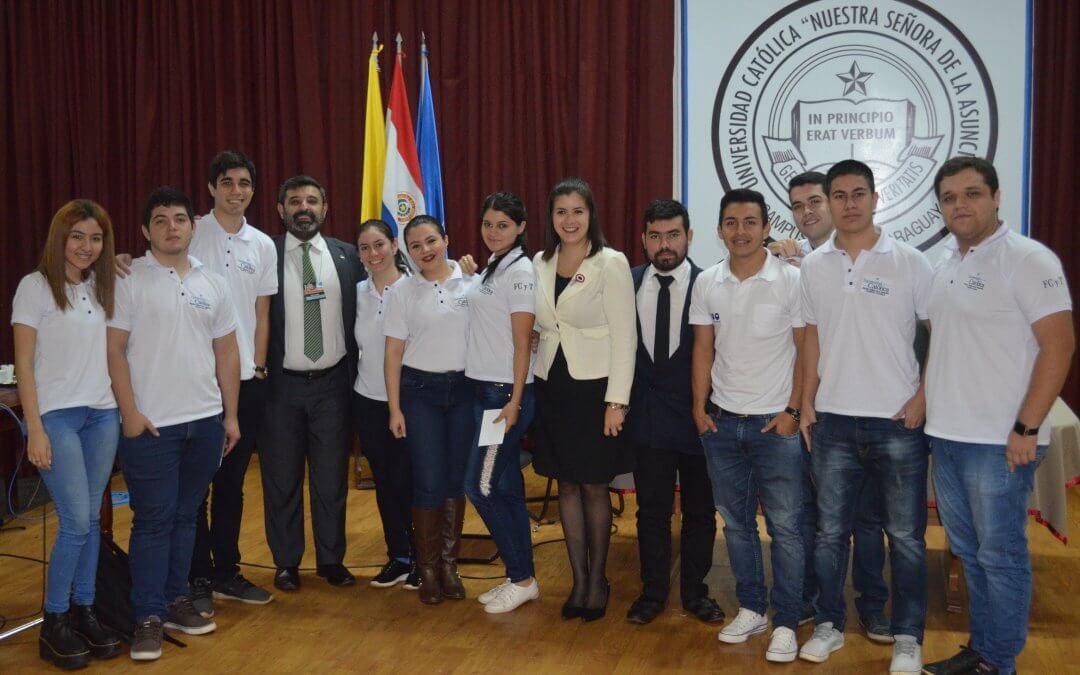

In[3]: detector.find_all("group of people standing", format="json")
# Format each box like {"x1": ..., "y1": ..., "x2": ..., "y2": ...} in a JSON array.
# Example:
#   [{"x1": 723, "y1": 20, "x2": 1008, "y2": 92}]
[{"x1": 11, "y1": 150, "x2": 1071, "y2": 675}]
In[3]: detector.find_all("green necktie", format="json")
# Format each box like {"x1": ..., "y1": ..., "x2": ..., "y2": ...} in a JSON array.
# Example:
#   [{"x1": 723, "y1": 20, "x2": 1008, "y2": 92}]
[{"x1": 301, "y1": 242, "x2": 324, "y2": 362}]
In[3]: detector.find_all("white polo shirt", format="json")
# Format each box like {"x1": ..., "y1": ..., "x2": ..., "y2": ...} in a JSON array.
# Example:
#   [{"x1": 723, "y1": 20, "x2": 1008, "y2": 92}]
[
  {"x1": 689, "y1": 252, "x2": 804, "y2": 414},
  {"x1": 383, "y1": 260, "x2": 475, "y2": 372},
  {"x1": 800, "y1": 230, "x2": 933, "y2": 418},
  {"x1": 354, "y1": 275, "x2": 407, "y2": 400},
  {"x1": 465, "y1": 249, "x2": 537, "y2": 384},
  {"x1": 283, "y1": 233, "x2": 346, "y2": 371},
  {"x1": 190, "y1": 211, "x2": 277, "y2": 380},
  {"x1": 11, "y1": 272, "x2": 116, "y2": 415},
  {"x1": 926, "y1": 224, "x2": 1072, "y2": 445},
  {"x1": 108, "y1": 254, "x2": 237, "y2": 428},
  {"x1": 636, "y1": 259, "x2": 691, "y2": 361}
]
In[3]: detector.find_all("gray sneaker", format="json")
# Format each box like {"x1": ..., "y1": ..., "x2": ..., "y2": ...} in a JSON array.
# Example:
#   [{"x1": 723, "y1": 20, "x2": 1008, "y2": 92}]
[
  {"x1": 213, "y1": 574, "x2": 274, "y2": 605},
  {"x1": 190, "y1": 577, "x2": 215, "y2": 618},
  {"x1": 130, "y1": 616, "x2": 163, "y2": 661},
  {"x1": 164, "y1": 596, "x2": 217, "y2": 635}
]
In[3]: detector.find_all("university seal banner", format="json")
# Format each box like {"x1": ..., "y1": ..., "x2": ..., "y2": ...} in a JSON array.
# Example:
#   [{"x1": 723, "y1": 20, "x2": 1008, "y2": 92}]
[{"x1": 683, "y1": 0, "x2": 1031, "y2": 265}]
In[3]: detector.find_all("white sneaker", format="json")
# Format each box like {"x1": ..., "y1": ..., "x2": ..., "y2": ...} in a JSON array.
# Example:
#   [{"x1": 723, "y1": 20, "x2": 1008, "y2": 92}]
[
  {"x1": 484, "y1": 578, "x2": 539, "y2": 614},
  {"x1": 766, "y1": 626, "x2": 798, "y2": 662},
  {"x1": 717, "y1": 607, "x2": 768, "y2": 644},
  {"x1": 478, "y1": 579, "x2": 511, "y2": 605},
  {"x1": 799, "y1": 622, "x2": 844, "y2": 662},
  {"x1": 889, "y1": 635, "x2": 922, "y2": 674}
]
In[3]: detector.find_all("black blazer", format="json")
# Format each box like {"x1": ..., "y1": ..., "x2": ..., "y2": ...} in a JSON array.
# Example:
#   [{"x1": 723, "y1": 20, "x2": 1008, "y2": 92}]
[
  {"x1": 625, "y1": 261, "x2": 704, "y2": 454},
  {"x1": 267, "y1": 234, "x2": 366, "y2": 392}
]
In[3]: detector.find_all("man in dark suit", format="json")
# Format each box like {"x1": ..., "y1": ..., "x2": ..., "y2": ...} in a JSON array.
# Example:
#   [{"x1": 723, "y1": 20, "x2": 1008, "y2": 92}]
[
  {"x1": 259, "y1": 175, "x2": 365, "y2": 591},
  {"x1": 625, "y1": 199, "x2": 724, "y2": 625}
]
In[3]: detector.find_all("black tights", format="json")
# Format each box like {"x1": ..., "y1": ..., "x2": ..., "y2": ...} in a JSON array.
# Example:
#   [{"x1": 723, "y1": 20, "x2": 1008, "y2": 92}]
[{"x1": 557, "y1": 480, "x2": 612, "y2": 609}]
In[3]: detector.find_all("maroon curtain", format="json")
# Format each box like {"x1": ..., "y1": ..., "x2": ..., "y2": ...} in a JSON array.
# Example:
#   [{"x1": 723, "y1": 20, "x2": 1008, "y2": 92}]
[
  {"x1": 0, "y1": 0, "x2": 673, "y2": 360},
  {"x1": 1031, "y1": 1, "x2": 1080, "y2": 409}
]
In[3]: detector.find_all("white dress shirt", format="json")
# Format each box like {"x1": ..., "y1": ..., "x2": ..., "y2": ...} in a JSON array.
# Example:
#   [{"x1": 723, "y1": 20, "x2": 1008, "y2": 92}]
[
  {"x1": 282, "y1": 232, "x2": 346, "y2": 371},
  {"x1": 636, "y1": 259, "x2": 691, "y2": 361},
  {"x1": 190, "y1": 211, "x2": 277, "y2": 379}
]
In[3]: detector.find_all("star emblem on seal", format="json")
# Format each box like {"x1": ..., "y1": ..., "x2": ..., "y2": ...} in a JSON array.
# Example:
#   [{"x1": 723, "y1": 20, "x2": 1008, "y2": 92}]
[{"x1": 837, "y1": 61, "x2": 873, "y2": 96}]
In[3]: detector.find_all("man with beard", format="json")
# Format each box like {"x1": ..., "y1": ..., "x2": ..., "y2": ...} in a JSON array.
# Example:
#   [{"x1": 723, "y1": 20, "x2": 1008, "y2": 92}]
[
  {"x1": 624, "y1": 199, "x2": 724, "y2": 626},
  {"x1": 260, "y1": 175, "x2": 365, "y2": 591}
]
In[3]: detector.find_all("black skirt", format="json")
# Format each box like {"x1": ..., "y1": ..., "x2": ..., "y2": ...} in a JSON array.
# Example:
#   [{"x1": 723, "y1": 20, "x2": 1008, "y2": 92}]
[{"x1": 532, "y1": 346, "x2": 633, "y2": 484}]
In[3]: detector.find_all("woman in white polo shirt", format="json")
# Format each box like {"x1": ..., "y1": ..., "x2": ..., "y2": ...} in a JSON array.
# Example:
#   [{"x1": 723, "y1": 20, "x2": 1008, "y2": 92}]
[
  {"x1": 350, "y1": 219, "x2": 417, "y2": 590},
  {"x1": 12, "y1": 199, "x2": 122, "y2": 668},
  {"x1": 383, "y1": 215, "x2": 477, "y2": 605},
  {"x1": 462, "y1": 192, "x2": 540, "y2": 614}
]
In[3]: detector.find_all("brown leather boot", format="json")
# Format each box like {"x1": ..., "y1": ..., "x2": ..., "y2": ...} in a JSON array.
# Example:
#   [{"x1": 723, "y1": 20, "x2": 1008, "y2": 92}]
[
  {"x1": 440, "y1": 497, "x2": 466, "y2": 600},
  {"x1": 412, "y1": 508, "x2": 444, "y2": 604}
]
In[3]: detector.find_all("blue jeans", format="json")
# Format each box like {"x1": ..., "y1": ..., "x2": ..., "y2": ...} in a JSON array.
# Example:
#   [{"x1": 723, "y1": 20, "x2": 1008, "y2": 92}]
[
  {"x1": 39, "y1": 407, "x2": 119, "y2": 613},
  {"x1": 400, "y1": 366, "x2": 475, "y2": 509},
  {"x1": 465, "y1": 381, "x2": 536, "y2": 582},
  {"x1": 811, "y1": 414, "x2": 928, "y2": 640},
  {"x1": 801, "y1": 446, "x2": 889, "y2": 614},
  {"x1": 702, "y1": 412, "x2": 805, "y2": 629},
  {"x1": 119, "y1": 415, "x2": 224, "y2": 622},
  {"x1": 930, "y1": 437, "x2": 1046, "y2": 673}
]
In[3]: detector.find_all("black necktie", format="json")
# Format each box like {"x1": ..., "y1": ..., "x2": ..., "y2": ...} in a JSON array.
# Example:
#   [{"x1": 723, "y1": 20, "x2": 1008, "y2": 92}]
[{"x1": 654, "y1": 274, "x2": 675, "y2": 364}]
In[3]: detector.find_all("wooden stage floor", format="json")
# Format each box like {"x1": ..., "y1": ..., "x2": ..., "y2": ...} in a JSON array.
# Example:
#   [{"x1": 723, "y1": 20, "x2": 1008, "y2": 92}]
[{"x1": 1, "y1": 456, "x2": 1078, "y2": 673}]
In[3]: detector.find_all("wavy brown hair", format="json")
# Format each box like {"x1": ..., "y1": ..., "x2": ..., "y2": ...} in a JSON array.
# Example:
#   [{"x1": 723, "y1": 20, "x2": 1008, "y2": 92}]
[{"x1": 37, "y1": 199, "x2": 116, "y2": 318}]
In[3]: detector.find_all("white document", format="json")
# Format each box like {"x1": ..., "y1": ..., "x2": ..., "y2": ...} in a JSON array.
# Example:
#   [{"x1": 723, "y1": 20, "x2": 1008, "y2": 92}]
[{"x1": 478, "y1": 409, "x2": 506, "y2": 446}]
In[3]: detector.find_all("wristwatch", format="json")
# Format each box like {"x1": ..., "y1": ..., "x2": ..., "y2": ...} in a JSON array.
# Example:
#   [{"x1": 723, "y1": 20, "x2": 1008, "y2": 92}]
[
  {"x1": 254, "y1": 365, "x2": 269, "y2": 378},
  {"x1": 1013, "y1": 420, "x2": 1039, "y2": 437},
  {"x1": 784, "y1": 406, "x2": 801, "y2": 422}
]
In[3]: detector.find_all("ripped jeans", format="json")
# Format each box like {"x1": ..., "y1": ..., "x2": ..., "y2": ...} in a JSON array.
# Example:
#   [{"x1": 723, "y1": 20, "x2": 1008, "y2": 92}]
[{"x1": 464, "y1": 380, "x2": 536, "y2": 582}]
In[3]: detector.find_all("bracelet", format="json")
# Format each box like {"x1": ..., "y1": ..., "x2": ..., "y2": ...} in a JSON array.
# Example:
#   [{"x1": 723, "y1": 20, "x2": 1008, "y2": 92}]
[
  {"x1": 606, "y1": 402, "x2": 629, "y2": 412},
  {"x1": 784, "y1": 406, "x2": 801, "y2": 422}
]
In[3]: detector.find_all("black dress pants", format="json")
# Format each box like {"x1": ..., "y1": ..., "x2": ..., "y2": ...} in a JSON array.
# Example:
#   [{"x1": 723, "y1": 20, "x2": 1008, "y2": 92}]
[{"x1": 632, "y1": 444, "x2": 717, "y2": 606}]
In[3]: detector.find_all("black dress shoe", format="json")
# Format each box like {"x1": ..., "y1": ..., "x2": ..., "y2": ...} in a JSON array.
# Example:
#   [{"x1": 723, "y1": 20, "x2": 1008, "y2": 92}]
[
  {"x1": 580, "y1": 580, "x2": 609, "y2": 623},
  {"x1": 561, "y1": 601, "x2": 584, "y2": 619},
  {"x1": 922, "y1": 644, "x2": 982, "y2": 674},
  {"x1": 625, "y1": 597, "x2": 664, "y2": 625},
  {"x1": 274, "y1": 567, "x2": 300, "y2": 591},
  {"x1": 317, "y1": 564, "x2": 356, "y2": 587},
  {"x1": 683, "y1": 596, "x2": 725, "y2": 624}
]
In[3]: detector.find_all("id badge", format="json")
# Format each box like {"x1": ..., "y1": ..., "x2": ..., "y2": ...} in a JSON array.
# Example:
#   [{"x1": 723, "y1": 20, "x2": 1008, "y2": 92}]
[{"x1": 304, "y1": 282, "x2": 326, "y2": 302}]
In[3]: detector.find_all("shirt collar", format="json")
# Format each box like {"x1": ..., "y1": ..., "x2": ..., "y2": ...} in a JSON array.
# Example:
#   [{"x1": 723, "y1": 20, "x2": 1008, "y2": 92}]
[
  {"x1": 718, "y1": 249, "x2": 778, "y2": 283},
  {"x1": 485, "y1": 246, "x2": 526, "y2": 272},
  {"x1": 820, "y1": 227, "x2": 893, "y2": 255},
  {"x1": 202, "y1": 210, "x2": 253, "y2": 241},
  {"x1": 943, "y1": 221, "x2": 1009, "y2": 254},
  {"x1": 285, "y1": 232, "x2": 326, "y2": 254},
  {"x1": 416, "y1": 259, "x2": 464, "y2": 287},
  {"x1": 643, "y1": 258, "x2": 691, "y2": 287},
  {"x1": 143, "y1": 252, "x2": 204, "y2": 273}
]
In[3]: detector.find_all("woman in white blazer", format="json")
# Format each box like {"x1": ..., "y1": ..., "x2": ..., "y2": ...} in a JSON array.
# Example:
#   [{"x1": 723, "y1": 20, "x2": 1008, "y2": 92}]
[{"x1": 531, "y1": 177, "x2": 637, "y2": 622}]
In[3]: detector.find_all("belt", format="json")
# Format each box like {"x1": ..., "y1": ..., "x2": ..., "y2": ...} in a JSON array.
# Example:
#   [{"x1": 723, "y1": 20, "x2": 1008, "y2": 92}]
[{"x1": 281, "y1": 361, "x2": 341, "y2": 380}]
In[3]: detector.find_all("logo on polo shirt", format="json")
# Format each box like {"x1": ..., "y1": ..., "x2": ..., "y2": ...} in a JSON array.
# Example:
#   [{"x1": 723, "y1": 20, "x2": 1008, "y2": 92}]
[
  {"x1": 712, "y1": 0, "x2": 996, "y2": 251},
  {"x1": 861, "y1": 276, "x2": 891, "y2": 296},
  {"x1": 452, "y1": 296, "x2": 469, "y2": 309},
  {"x1": 479, "y1": 285, "x2": 495, "y2": 295},
  {"x1": 188, "y1": 292, "x2": 212, "y2": 310},
  {"x1": 1043, "y1": 275, "x2": 1065, "y2": 289},
  {"x1": 236, "y1": 258, "x2": 257, "y2": 275},
  {"x1": 513, "y1": 282, "x2": 535, "y2": 292},
  {"x1": 964, "y1": 273, "x2": 985, "y2": 291}
]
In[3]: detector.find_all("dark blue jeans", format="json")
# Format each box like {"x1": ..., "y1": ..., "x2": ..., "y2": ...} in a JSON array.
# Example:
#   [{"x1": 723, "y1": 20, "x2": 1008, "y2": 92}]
[
  {"x1": 702, "y1": 412, "x2": 805, "y2": 629},
  {"x1": 39, "y1": 407, "x2": 119, "y2": 613},
  {"x1": 931, "y1": 437, "x2": 1046, "y2": 673},
  {"x1": 811, "y1": 413, "x2": 928, "y2": 640},
  {"x1": 465, "y1": 381, "x2": 536, "y2": 582},
  {"x1": 119, "y1": 415, "x2": 224, "y2": 622},
  {"x1": 400, "y1": 366, "x2": 475, "y2": 509},
  {"x1": 800, "y1": 448, "x2": 889, "y2": 615}
]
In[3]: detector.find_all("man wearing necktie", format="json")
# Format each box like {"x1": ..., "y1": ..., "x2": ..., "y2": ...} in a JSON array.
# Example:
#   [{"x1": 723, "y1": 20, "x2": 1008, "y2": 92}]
[
  {"x1": 624, "y1": 200, "x2": 724, "y2": 626},
  {"x1": 259, "y1": 176, "x2": 365, "y2": 591}
]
